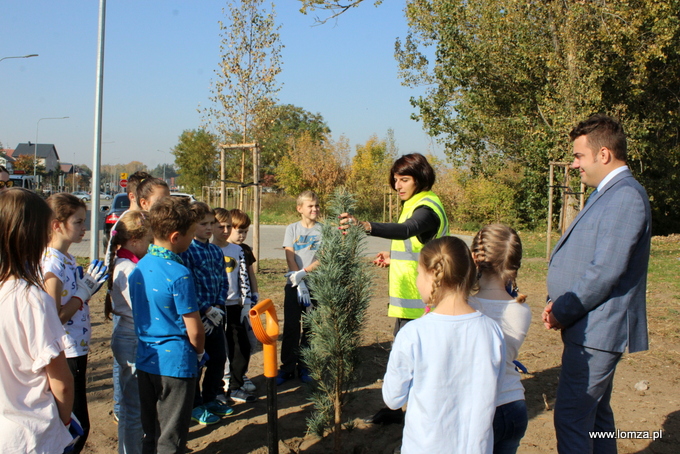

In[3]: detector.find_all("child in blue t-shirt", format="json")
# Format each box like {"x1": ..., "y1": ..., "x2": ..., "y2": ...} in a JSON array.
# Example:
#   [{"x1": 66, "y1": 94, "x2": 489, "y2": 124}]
[{"x1": 129, "y1": 196, "x2": 205, "y2": 453}]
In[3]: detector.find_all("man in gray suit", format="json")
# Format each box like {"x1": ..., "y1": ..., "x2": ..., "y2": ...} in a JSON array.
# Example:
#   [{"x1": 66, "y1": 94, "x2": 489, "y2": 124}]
[{"x1": 543, "y1": 114, "x2": 651, "y2": 454}]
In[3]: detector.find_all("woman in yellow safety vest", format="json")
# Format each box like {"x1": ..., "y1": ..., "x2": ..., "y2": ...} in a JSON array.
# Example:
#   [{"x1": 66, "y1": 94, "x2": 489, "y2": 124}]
[{"x1": 340, "y1": 153, "x2": 449, "y2": 423}]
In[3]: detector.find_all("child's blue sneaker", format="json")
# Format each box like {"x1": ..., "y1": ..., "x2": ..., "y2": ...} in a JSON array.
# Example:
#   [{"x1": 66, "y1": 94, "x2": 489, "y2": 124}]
[
  {"x1": 299, "y1": 368, "x2": 313, "y2": 384},
  {"x1": 276, "y1": 370, "x2": 294, "y2": 386},
  {"x1": 205, "y1": 400, "x2": 234, "y2": 417},
  {"x1": 191, "y1": 406, "x2": 220, "y2": 425}
]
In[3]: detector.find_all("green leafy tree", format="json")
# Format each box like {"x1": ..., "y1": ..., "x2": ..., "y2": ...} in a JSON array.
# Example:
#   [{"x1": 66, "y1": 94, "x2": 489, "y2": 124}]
[
  {"x1": 253, "y1": 103, "x2": 331, "y2": 174},
  {"x1": 397, "y1": 0, "x2": 680, "y2": 233},
  {"x1": 203, "y1": 0, "x2": 282, "y2": 203},
  {"x1": 173, "y1": 129, "x2": 219, "y2": 194},
  {"x1": 303, "y1": 188, "x2": 373, "y2": 450}
]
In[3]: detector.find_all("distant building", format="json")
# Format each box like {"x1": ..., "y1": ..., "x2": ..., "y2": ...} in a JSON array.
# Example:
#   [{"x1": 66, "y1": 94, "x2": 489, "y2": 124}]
[{"x1": 11, "y1": 142, "x2": 60, "y2": 173}]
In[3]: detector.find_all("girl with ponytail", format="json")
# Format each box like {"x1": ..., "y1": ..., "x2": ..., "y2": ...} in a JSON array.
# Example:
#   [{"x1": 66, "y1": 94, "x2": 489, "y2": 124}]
[
  {"x1": 382, "y1": 236, "x2": 506, "y2": 454},
  {"x1": 470, "y1": 224, "x2": 531, "y2": 454}
]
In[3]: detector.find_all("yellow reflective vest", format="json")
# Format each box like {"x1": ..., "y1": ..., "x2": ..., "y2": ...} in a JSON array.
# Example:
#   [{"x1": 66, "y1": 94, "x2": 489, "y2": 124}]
[{"x1": 387, "y1": 190, "x2": 449, "y2": 319}]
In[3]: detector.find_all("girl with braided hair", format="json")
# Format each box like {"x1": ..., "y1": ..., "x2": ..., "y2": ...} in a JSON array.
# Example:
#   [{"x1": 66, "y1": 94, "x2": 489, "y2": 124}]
[
  {"x1": 469, "y1": 224, "x2": 531, "y2": 454},
  {"x1": 382, "y1": 236, "x2": 506, "y2": 454},
  {"x1": 104, "y1": 210, "x2": 151, "y2": 454}
]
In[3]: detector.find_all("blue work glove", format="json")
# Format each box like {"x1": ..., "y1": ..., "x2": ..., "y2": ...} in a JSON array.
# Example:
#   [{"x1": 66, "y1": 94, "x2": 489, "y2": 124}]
[
  {"x1": 197, "y1": 351, "x2": 210, "y2": 368},
  {"x1": 297, "y1": 281, "x2": 312, "y2": 310},
  {"x1": 513, "y1": 360, "x2": 528, "y2": 374},
  {"x1": 73, "y1": 260, "x2": 108, "y2": 303},
  {"x1": 63, "y1": 413, "x2": 84, "y2": 453}
]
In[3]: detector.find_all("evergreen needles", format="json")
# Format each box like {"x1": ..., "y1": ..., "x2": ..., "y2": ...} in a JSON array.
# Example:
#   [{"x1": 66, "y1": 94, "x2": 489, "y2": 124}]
[{"x1": 302, "y1": 187, "x2": 374, "y2": 450}]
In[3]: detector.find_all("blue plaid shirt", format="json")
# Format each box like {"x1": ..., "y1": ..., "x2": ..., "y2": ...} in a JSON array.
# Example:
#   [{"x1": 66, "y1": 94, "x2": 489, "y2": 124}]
[{"x1": 179, "y1": 239, "x2": 229, "y2": 314}]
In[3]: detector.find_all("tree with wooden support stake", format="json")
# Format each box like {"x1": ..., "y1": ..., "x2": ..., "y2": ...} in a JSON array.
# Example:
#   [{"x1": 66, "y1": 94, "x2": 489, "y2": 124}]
[{"x1": 302, "y1": 188, "x2": 373, "y2": 452}]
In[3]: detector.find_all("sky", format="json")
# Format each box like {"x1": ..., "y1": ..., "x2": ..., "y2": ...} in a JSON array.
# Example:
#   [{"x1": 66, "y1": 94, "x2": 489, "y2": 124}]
[{"x1": 0, "y1": 1, "x2": 443, "y2": 171}]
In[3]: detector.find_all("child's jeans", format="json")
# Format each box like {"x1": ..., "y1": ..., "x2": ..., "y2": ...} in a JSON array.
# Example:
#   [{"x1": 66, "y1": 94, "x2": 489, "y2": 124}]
[
  {"x1": 492, "y1": 399, "x2": 528, "y2": 454},
  {"x1": 112, "y1": 323, "x2": 143, "y2": 454}
]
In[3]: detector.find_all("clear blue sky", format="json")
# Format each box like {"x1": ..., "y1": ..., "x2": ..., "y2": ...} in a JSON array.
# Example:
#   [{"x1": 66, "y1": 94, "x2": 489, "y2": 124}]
[{"x1": 1, "y1": 0, "x2": 443, "y2": 170}]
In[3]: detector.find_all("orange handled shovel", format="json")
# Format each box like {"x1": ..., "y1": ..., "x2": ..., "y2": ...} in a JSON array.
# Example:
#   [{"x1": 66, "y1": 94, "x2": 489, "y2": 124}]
[{"x1": 249, "y1": 299, "x2": 279, "y2": 454}]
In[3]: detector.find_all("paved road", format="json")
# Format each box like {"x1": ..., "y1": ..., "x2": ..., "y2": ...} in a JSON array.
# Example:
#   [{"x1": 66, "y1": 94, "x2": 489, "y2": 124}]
[{"x1": 73, "y1": 222, "x2": 472, "y2": 260}]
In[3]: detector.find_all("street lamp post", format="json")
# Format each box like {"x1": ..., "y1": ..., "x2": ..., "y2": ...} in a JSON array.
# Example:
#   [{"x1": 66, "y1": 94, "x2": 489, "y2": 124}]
[
  {"x1": 0, "y1": 54, "x2": 38, "y2": 63},
  {"x1": 34, "y1": 117, "x2": 69, "y2": 186}
]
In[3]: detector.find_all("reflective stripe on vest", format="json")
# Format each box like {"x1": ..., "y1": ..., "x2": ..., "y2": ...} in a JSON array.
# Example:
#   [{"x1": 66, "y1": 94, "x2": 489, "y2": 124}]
[{"x1": 388, "y1": 191, "x2": 448, "y2": 319}]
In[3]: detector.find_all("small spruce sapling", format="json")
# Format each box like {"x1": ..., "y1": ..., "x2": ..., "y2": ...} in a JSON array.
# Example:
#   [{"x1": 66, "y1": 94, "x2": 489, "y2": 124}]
[{"x1": 302, "y1": 188, "x2": 373, "y2": 450}]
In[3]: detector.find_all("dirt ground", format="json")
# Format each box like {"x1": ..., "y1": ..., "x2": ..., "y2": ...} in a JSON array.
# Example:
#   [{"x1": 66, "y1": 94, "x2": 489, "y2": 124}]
[{"x1": 81, "y1": 259, "x2": 679, "y2": 453}]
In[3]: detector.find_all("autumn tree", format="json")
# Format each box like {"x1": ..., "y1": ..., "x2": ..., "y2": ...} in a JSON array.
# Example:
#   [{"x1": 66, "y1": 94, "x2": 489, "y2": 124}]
[
  {"x1": 172, "y1": 129, "x2": 219, "y2": 194},
  {"x1": 275, "y1": 132, "x2": 348, "y2": 204},
  {"x1": 348, "y1": 130, "x2": 397, "y2": 218},
  {"x1": 203, "y1": 0, "x2": 282, "y2": 206},
  {"x1": 12, "y1": 154, "x2": 43, "y2": 175},
  {"x1": 396, "y1": 0, "x2": 680, "y2": 233}
]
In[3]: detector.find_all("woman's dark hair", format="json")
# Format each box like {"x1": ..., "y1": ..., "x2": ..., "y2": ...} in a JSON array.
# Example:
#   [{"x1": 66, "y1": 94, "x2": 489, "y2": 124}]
[
  {"x1": 389, "y1": 153, "x2": 436, "y2": 193},
  {"x1": 0, "y1": 188, "x2": 52, "y2": 288},
  {"x1": 136, "y1": 177, "x2": 169, "y2": 204}
]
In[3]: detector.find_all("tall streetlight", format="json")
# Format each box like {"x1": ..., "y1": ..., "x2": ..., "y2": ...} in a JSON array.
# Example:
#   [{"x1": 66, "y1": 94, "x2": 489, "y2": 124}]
[
  {"x1": 156, "y1": 149, "x2": 168, "y2": 182},
  {"x1": 34, "y1": 116, "x2": 69, "y2": 182},
  {"x1": 0, "y1": 54, "x2": 38, "y2": 63}
]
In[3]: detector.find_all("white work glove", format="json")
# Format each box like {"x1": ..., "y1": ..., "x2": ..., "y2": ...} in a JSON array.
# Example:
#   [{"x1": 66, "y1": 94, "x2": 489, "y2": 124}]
[
  {"x1": 73, "y1": 260, "x2": 108, "y2": 303},
  {"x1": 241, "y1": 304, "x2": 251, "y2": 326},
  {"x1": 285, "y1": 269, "x2": 307, "y2": 287},
  {"x1": 201, "y1": 315, "x2": 214, "y2": 336},
  {"x1": 204, "y1": 306, "x2": 224, "y2": 326},
  {"x1": 63, "y1": 413, "x2": 84, "y2": 452},
  {"x1": 297, "y1": 281, "x2": 312, "y2": 310}
]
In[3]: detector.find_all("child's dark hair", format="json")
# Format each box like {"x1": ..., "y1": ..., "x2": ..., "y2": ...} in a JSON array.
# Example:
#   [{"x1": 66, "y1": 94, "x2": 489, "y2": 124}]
[
  {"x1": 47, "y1": 192, "x2": 87, "y2": 223},
  {"x1": 149, "y1": 196, "x2": 199, "y2": 239},
  {"x1": 0, "y1": 188, "x2": 52, "y2": 289},
  {"x1": 419, "y1": 236, "x2": 476, "y2": 307},
  {"x1": 471, "y1": 224, "x2": 526, "y2": 303},
  {"x1": 136, "y1": 177, "x2": 169, "y2": 204},
  {"x1": 229, "y1": 209, "x2": 251, "y2": 229},
  {"x1": 191, "y1": 201, "x2": 213, "y2": 220},
  {"x1": 104, "y1": 210, "x2": 150, "y2": 320},
  {"x1": 214, "y1": 207, "x2": 231, "y2": 224},
  {"x1": 127, "y1": 171, "x2": 152, "y2": 197}
]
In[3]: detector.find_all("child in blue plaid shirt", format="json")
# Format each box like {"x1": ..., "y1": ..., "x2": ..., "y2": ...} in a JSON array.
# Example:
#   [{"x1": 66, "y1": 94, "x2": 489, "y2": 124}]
[{"x1": 179, "y1": 202, "x2": 233, "y2": 425}]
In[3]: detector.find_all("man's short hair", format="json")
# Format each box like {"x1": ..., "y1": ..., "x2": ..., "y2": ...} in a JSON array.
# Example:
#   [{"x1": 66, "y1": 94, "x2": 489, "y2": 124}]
[
  {"x1": 569, "y1": 114, "x2": 627, "y2": 162},
  {"x1": 149, "y1": 196, "x2": 198, "y2": 239},
  {"x1": 296, "y1": 190, "x2": 318, "y2": 206}
]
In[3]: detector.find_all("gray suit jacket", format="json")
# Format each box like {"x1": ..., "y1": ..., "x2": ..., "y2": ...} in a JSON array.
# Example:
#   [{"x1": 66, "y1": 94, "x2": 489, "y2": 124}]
[{"x1": 547, "y1": 168, "x2": 651, "y2": 353}]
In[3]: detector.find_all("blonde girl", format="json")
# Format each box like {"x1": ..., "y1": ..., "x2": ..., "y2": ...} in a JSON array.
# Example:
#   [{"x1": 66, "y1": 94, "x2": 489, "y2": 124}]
[
  {"x1": 0, "y1": 189, "x2": 74, "y2": 453},
  {"x1": 470, "y1": 224, "x2": 531, "y2": 454},
  {"x1": 104, "y1": 210, "x2": 151, "y2": 454},
  {"x1": 43, "y1": 193, "x2": 108, "y2": 453},
  {"x1": 382, "y1": 236, "x2": 505, "y2": 454}
]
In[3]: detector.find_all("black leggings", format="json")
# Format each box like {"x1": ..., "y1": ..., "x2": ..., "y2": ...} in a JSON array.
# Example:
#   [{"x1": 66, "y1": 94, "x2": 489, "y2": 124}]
[{"x1": 67, "y1": 355, "x2": 90, "y2": 454}]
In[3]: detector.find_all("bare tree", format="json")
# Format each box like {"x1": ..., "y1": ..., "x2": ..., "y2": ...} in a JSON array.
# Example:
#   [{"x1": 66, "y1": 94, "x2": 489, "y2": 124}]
[{"x1": 203, "y1": 0, "x2": 282, "y2": 207}]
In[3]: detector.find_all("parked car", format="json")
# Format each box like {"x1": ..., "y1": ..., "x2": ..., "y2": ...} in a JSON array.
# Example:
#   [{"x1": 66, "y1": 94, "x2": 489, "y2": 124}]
[
  {"x1": 100, "y1": 192, "x2": 112, "y2": 200},
  {"x1": 170, "y1": 192, "x2": 197, "y2": 202},
  {"x1": 101, "y1": 193, "x2": 130, "y2": 249},
  {"x1": 72, "y1": 191, "x2": 91, "y2": 202}
]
